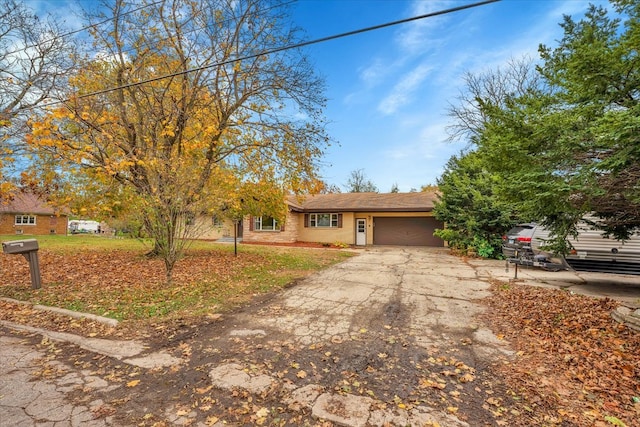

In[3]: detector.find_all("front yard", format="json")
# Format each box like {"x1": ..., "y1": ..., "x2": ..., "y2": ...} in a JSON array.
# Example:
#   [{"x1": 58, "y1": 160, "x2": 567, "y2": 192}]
[
  {"x1": 1, "y1": 237, "x2": 638, "y2": 426},
  {"x1": 0, "y1": 235, "x2": 354, "y2": 334}
]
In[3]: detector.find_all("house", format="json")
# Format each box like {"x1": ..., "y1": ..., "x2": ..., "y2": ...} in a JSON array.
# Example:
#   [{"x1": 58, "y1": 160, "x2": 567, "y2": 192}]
[
  {"x1": 240, "y1": 192, "x2": 444, "y2": 247},
  {"x1": 0, "y1": 192, "x2": 69, "y2": 235}
]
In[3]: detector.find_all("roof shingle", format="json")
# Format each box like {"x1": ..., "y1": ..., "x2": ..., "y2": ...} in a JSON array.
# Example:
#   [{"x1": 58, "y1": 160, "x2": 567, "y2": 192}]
[
  {"x1": 288, "y1": 192, "x2": 439, "y2": 213},
  {"x1": 0, "y1": 192, "x2": 66, "y2": 216}
]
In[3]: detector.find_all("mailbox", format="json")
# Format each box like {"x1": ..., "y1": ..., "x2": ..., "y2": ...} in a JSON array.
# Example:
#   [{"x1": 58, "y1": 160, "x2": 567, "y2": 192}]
[
  {"x1": 2, "y1": 239, "x2": 42, "y2": 289},
  {"x1": 2, "y1": 239, "x2": 39, "y2": 254}
]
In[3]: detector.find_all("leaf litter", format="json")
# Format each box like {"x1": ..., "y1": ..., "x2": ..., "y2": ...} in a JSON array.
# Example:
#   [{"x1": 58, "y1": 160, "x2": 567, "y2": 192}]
[{"x1": 2, "y1": 246, "x2": 639, "y2": 426}]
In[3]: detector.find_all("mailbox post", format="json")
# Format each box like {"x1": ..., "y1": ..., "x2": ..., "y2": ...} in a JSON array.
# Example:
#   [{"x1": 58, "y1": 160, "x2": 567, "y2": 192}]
[{"x1": 2, "y1": 239, "x2": 42, "y2": 289}]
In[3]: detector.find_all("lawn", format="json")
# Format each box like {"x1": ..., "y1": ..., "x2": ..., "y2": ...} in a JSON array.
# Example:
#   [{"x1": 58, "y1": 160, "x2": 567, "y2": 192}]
[{"x1": 0, "y1": 234, "x2": 355, "y2": 323}]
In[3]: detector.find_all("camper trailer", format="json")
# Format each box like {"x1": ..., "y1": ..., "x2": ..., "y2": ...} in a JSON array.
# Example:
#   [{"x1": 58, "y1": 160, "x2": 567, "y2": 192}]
[
  {"x1": 503, "y1": 221, "x2": 640, "y2": 275},
  {"x1": 68, "y1": 220, "x2": 101, "y2": 234}
]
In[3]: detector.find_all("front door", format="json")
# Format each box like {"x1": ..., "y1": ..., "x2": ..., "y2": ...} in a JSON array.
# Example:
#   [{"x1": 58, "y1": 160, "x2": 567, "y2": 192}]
[{"x1": 356, "y1": 218, "x2": 366, "y2": 246}]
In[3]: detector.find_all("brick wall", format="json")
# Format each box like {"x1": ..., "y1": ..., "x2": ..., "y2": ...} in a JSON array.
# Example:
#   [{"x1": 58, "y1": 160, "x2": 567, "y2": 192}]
[
  {"x1": 0, "y1": 214, "x2": 68, "y2": 235},
  {"x1": 242, "y1": 211, "x2": 298, "y2": 243}
]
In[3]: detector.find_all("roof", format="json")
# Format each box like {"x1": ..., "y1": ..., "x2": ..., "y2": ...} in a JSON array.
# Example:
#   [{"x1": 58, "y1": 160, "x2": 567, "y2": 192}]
[
  {"x1": 0, "y1": 192, "x2": 68, "y2": 216},
  {"x1": 287, "y1": 192, "x2": 439, "y2": 213}
]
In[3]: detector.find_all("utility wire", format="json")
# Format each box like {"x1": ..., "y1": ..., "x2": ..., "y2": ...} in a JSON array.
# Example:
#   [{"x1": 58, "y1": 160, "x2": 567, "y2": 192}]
[
  {"x1": 45, "y1": 0, "x2": 500, "y2": 107},
  {"x1": 4, "y1": 1, "x2": 164, "y2": 56}
]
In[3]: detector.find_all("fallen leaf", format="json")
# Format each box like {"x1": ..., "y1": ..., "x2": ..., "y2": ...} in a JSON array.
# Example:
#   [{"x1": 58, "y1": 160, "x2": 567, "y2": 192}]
[{"x1": 255, "y1": 407, "x2": 269, "y2": 418}]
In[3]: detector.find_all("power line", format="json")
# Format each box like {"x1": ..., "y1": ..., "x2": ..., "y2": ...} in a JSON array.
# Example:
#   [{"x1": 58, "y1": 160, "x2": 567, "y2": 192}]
[
  {"x1": 4, "y1": 1, "x2": 164, "y2": 57},
  {"x1": 6, "y1": 0, "x2": 295, "y2": 58},
  {"x1": 45, "y1": 0, "x2": 500, "y2": 107}
]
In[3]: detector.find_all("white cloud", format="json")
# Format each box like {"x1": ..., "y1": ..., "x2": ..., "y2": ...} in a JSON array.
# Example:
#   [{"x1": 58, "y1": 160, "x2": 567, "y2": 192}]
[
  {"x1": 377, "y1": 63, "x2": 433, "y2": 115},
  {"x1": 394, "y1": 0, "x2": 451, "y2": 55},
  {"x1": 359, "y1": 57, "x2": 391, "y2": 86}
]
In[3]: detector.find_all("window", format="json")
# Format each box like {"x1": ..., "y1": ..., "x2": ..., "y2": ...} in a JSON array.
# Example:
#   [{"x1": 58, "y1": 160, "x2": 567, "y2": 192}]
[
  {"x1": 15, "y1": 215, "x2": 36, "y2": 225},
  {"x1": 212, "y1": 215, "x2": 224, "y2": 227},
  {"x1": 308, "y1": 213, "x2": 340, "y2": 228},
  {"x1": 254, "y1": 216, "x2": 280, "y2": 231}
]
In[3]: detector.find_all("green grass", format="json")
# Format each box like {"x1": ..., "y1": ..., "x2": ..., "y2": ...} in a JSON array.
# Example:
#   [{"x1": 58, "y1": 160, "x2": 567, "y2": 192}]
[
  {"x1": 1, "y1": 233, "x2": 151, "y2": 252},
  {"x1": 0, "y1": 234, "x2": 355, "y2": 323}
]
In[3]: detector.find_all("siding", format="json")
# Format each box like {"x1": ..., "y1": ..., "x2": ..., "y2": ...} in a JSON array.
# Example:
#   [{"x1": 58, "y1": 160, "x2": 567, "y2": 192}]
[
  {"x1": 297, "y1": 212, "x2": 355, "y2": 244},
  {"x1": 192, "y1": 216, "x2": 235, "y2": 240}
]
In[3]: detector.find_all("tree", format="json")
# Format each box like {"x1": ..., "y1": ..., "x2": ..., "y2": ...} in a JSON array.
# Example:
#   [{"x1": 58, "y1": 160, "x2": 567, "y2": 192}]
[
  {"x1": 534, "y1": 0, "x2": 640, "y2": 239},
  {"x1": 344, "y1": 169, "x2": 378, "y2": 193},
  {"x1": 444, "y1": 0, "x2": 640, "y2": 253},
  {"x1": 433, "y1": 152, "x2": 516, "y2": 258},
  {"x1": 446, "y1": 56, "x2": 542, "y2": 144},
  {"x1": 390, "y1": 183, "x2": 399, "y2": 193},
  {"x1": 317, "y1": 181, "x2": 342, "y2": 194},
  {"x1": 0, "y1": 0, "x2": 76, "y2": 197},
  {"x1": 28, "y1": 0, "x2": 329, "y2": 281}
]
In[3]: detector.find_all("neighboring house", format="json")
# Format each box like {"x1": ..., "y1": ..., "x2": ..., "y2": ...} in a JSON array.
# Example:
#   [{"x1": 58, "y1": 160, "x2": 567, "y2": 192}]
[
  {"x1": 0, "y1": 192, "x2": 69, "y2": 235},
  {"x1": 241, "y1": 192, "x2": 444, "y2": 247}
]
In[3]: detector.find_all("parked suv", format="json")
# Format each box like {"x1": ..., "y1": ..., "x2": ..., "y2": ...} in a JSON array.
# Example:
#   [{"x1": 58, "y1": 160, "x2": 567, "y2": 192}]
[{"x1": 501, "y1": 223, "x2": 536, "y2": 259}]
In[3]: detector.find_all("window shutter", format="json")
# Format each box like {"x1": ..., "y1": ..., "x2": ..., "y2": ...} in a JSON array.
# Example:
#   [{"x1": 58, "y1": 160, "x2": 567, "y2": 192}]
[
  {"x1": 304, "y1": 214, "x2": 309, "y2": 227},
  {"x1": 249, "y1": 216, "x2": 254, "y2": 231},
  {"x1": 338, "y1": 214, "x2": 343, "y2": 228},
  {"x1": 280, "y1": 219, "x2": 285, "y2": 232}
]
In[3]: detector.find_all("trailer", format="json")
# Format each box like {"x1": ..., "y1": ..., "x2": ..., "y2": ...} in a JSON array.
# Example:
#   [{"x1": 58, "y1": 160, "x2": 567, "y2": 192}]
[
  {"x1": 69, "y1": 220, "x2": 101, "y2": 234},
  {"x1": 503, "y1": 220, "x2": 640, "y2": 275}
]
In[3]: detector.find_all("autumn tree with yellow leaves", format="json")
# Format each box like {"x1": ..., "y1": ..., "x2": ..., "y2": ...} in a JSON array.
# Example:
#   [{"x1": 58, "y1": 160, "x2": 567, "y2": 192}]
[
  {"x1": 0, "y1": 0, "x2": 77, "y2": 197},
  {"x1": 28, "y1": 0, "x2": 329, "y2": 281}
]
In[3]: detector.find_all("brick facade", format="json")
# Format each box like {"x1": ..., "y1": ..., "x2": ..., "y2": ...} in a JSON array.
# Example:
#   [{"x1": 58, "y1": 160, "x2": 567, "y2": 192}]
[
  {"x1": 0, "y1": 213, "x2": 68, "y2": 235},
  {"x1": 0, "y1": 192, "x2": 69, "y2": 236},
  {"x1": 242, "y1": 212, "x2": 298, "y2": 243}
]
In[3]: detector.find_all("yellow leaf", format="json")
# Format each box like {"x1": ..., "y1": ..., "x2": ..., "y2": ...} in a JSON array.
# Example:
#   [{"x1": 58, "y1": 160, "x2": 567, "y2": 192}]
[
  {"x1": 126, "y1": 379, "x2": 140, "y2": 387},
  {"x1": 196, "y1": 385, "x2": 213, "y2": 394},
  {"x1": 205, "y1": 416, "x2": 219, "y2": 425},
  {"x1": 296, "y1": 370, "x2": 307, "y2": 379},
  {"x1": 256, "y1": 407, "x2": 269, "y2": 418}
]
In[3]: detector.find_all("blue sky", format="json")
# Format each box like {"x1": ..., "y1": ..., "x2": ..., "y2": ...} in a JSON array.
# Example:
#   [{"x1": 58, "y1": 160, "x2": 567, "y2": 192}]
[
  {"x1": 30, "y1": 0, "x2": 608, "y2": 192},
  {"x1": 289, "y1": 0, "x2": 608, "y2": 192}
]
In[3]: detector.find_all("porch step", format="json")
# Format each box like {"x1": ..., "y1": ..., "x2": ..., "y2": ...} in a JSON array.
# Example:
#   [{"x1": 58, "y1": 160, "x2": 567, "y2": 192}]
[{"x1": 216, "y1": 237, "x2": 243, "y2": 243}]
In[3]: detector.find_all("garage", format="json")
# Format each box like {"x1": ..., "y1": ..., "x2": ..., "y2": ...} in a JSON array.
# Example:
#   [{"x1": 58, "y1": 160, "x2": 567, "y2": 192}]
[{"x1": 373, "y1": 217, "x2": 444, "y2": 246}]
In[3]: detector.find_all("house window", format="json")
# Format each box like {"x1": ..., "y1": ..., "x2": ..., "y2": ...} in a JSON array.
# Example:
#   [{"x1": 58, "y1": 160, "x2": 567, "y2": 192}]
[
  {"x1": 15, "y1": 215, "x2": 36, "y2": 225},
  {"x1": 254, "y1": 216, "x2": 280, "y2": 231},
  {"x1": 212, "y1": 215, "x2": 223, "y2": 227},
  {"x1": 308, "y1": 213, "x2": 340, "y2": 228}
]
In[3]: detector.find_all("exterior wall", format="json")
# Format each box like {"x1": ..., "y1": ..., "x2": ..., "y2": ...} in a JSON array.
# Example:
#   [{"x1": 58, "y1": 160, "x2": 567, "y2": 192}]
[
  {"x1": 297, "y1": 212, "x2": 356, "y2": 244},
  {"x1": 0, "y1": 213, "x2": 68, "y2": 236},
  {"x1": 192, "y1": 215, "x2": 236, "y2": 240},
  {"x1": 241, "y1": 210, "x2": 438, "y2": 246},
  {"x1": 354, "y1": 211, "x2": 436, "y2": 246},
  {"x1": 242, "y1": 211, "x2": 298, "y2": 243}
]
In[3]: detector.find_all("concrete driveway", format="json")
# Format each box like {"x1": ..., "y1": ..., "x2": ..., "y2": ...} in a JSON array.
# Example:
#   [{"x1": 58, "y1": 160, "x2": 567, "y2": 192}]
[
  {"x1": 242, "y1": 247, "x2": 511, "y2": 358},
  {"x1": 212, "y1": 247, "x2": 516, "y2": 426}
]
